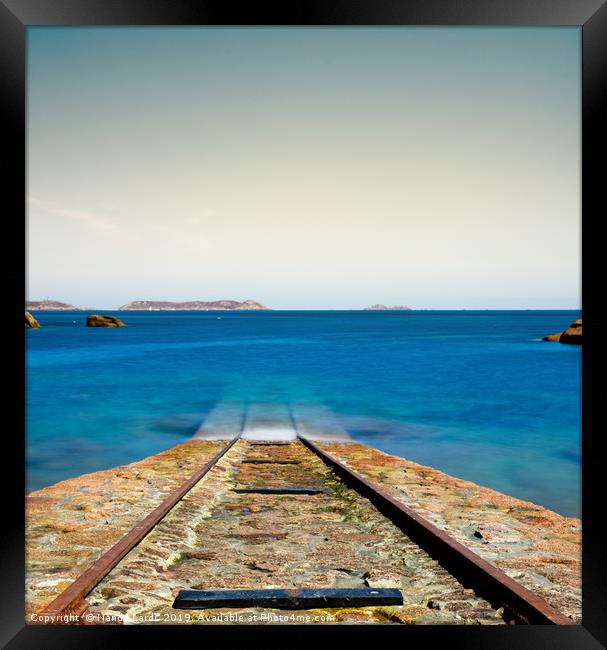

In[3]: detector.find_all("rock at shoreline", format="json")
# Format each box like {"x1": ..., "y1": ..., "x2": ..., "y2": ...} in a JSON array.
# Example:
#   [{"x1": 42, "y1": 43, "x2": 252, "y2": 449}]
[
  {"x1": 543, "y1": 332, "x2": 562, "y2": 342},
  {"x1": 542, "y1": 319, "x2": 582, "y2": 345},
  {"x1": 87, "y1": 314, "x2": 125, "y2": 328},
  {"x1": 364, "y1": 304, "x2": 412, "y2": 311},
  {"x1": 26, "y1": 300, "x2": 79, "y2": 310},
  {"x1": 118, "y1": 299, "x2": 269, "y2": 311},
  {"x1": 25, "y1": 311, "x2": 40, "y2": 328}
]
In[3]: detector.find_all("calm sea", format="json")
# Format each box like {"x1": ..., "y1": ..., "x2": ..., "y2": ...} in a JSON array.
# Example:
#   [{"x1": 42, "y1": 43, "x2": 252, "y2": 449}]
[{"x1": 25, "y1": 310, "x2": 581, "y2": 517}]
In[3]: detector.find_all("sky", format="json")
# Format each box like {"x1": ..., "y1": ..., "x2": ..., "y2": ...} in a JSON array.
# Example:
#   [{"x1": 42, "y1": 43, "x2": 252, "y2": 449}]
[{"x1": 27, "y1": 27, "x2": 580, "y2": 310}]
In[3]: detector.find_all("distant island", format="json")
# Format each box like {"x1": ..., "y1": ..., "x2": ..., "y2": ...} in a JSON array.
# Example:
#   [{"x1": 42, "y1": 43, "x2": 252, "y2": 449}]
[
  {"x1": 364, "y1": 304, "x2": 412, "y2": 311},
  {"x1": 26, "y1": 300, "x2": 80, "y2": 310},
  {"x1": 118, "y1": 299, "x2": 270, "y2": 311}
]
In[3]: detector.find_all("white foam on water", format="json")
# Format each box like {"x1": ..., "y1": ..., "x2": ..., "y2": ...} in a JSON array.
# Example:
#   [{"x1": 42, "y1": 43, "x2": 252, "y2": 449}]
[
  {"x1": 242, "y1": 402, "x2": 297, "y2": 440},
  {"x1": 192, "y1": 400, "x2": 352, "y2": 442},
  {"x1": 241, "y1": 427, "x2": 297, "y2": 441}
]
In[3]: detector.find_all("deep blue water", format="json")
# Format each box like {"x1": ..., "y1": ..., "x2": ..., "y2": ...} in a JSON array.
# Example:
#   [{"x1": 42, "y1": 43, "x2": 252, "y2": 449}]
[{"x1": 25, "y1": 310, "x2": 581, "y2": 517}]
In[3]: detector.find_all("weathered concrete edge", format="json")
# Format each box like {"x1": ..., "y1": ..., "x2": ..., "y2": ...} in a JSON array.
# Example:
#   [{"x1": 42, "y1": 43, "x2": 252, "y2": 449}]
[
  {"x1": 314, "y1": 441, "x2": 581, "y2": 622},
  {"x1": 26, "y1": 440, "x2": 228, "y2": 616}
]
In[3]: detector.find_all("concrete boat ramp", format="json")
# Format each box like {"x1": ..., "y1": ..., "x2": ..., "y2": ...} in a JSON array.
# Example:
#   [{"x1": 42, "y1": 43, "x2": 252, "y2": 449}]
[{"x1": 26, "y1": 403, "x2": 581, "y2": 626}]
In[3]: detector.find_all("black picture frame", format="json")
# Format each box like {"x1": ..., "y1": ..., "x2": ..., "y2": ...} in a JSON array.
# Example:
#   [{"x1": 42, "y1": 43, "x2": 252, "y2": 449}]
[{"x1": 3, "y1": 1, "x2": 605, "y2": 647}]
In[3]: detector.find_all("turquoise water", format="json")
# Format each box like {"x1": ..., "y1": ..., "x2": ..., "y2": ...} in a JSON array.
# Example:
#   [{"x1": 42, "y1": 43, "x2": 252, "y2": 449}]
[{"x1": 25, "y1": 310, "x2": 581, "y2": 517}]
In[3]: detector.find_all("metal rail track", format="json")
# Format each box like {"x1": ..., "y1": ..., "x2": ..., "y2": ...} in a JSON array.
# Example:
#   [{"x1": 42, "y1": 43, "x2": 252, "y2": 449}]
[
  {"x1": 298, "y1": 435, "x2": 574, "y2": 625},
  {"x1": 37, "y1": 435, "x2": 241, "y2": 623},
  {"x1": 35, "y1": 420, "x2": 573, "y2": 626}
]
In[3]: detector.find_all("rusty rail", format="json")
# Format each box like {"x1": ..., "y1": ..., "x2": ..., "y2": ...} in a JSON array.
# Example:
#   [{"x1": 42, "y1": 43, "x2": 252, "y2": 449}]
[
  {"x1": 298, "y1": 435, "x2": 574, "y2": 626},
  {"x1": 37, "y1": 435, "x2": 241, "y2": 623}
]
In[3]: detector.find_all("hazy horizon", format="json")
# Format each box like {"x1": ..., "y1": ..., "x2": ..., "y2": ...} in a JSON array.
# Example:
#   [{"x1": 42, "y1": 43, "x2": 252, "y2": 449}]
[
  {"x1": 27, "y1": 27, "x2": 581, "y2": 310},
  {"x1": 24, "y1": 300, "x2": 581, "y2": 311}
]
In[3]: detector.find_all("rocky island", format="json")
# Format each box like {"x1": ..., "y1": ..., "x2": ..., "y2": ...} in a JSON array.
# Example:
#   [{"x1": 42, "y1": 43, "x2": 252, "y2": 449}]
[
  {"x1": 87, "y1": 314, "x2": 126, "y2": 327},
  {"x1": 119, "y1": 299, "x2": 270, "y2": 311},
  {"x1": 26, "y1": 300, "x2": 79, "y2": 310},
  {"x1": 25, "y1": 311, "x2": 40, "y2": 328},
  {"x1": 364, "y1": 304, "x2": 412, "y2": 311},
  {"x1": 543, "y1": 319, "x2": 582, "y2": 345}
]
